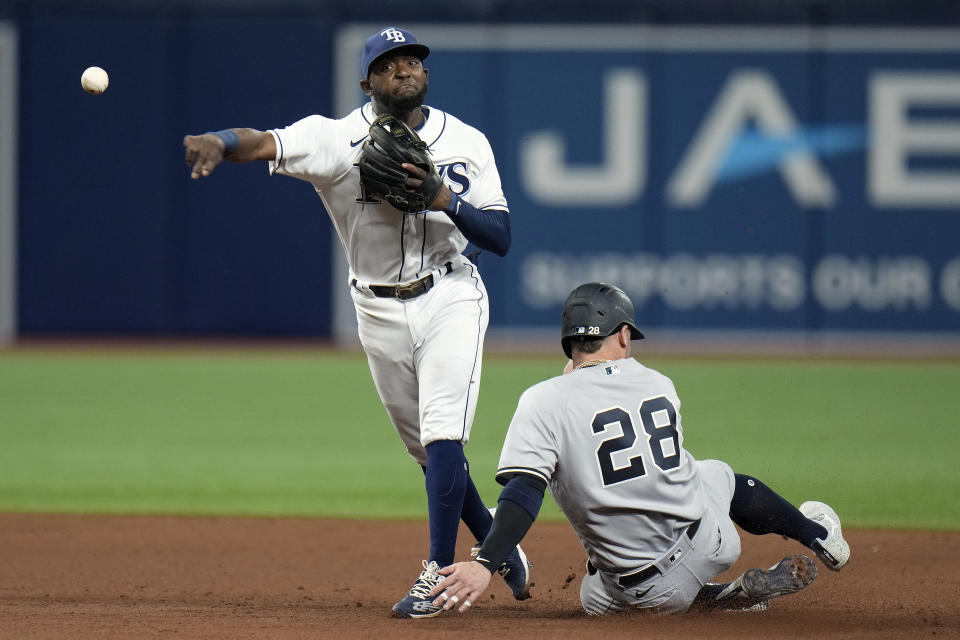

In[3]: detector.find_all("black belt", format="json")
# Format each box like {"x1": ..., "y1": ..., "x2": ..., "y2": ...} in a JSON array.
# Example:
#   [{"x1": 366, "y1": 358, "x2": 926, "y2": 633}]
[
  {"x1": 617, "y1": 519, "x2": 701, "y2": 589},
  {"x1": 353, "y1": 262, "x2": 453, "y2": 301}
]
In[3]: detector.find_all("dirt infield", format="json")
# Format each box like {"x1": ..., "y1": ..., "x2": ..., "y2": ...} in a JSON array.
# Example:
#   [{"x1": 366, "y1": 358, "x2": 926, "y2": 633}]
[{"x1": 1, "y1": 514, "x2": 957, "y2": 639}]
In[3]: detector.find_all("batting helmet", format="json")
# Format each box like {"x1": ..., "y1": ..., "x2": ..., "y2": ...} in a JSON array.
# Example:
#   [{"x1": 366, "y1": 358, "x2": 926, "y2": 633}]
[{"x1": 560, "y1": 282, "x2": 645, "y2": 358}]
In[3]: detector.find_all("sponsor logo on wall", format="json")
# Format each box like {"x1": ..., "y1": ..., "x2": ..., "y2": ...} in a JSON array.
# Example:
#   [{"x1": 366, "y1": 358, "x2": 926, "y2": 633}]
[{"x1": 337, "y1": 25, "x2": 960, "y2": 332}]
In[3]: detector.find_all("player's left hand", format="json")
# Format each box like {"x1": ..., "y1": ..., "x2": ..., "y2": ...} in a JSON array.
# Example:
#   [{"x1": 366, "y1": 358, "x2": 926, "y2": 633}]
[
  {"x1": 430, "y1": 561, "x2": 492, "y2": 613},
  {"x1": 358, "y1": 114, "x2": 446, "y2": 214},
  {"x1": 402, "y1": 163, "x2": 451, "y2": 211}
]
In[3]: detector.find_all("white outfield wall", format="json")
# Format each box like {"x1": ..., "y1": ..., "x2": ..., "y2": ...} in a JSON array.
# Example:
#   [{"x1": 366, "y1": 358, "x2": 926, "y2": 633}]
[{"x1": 0, "y1": 23, "x2": 16, "y2": 345}]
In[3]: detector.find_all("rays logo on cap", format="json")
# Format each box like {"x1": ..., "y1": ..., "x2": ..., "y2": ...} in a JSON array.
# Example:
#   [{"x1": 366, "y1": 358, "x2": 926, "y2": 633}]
[{"x1": 381, "y1": 28, "x2": 406, "y2": 43}]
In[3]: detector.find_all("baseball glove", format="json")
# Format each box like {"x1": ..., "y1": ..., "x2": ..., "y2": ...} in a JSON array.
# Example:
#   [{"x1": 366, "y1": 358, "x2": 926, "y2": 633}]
[{"x1": 358, "y1": 114, "x2": 444, "y2": 214}]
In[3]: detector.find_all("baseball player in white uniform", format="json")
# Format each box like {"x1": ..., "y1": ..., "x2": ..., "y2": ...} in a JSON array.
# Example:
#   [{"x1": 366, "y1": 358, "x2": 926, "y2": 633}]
[
  {"x1": 183, "y1": 26, "x2": 530, "y2": 618},
  {"x1": 431, "y1": 283, "x2": 850, "y2": 615}
]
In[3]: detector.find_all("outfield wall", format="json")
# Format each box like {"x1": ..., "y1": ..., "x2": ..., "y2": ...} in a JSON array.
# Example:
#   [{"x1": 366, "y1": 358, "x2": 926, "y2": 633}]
[
  {"x1": 332, "y1": 24, "x2": 960, "y2": 347},
  {"x1": 3, "y1": 2, "x2": 960, "y2": 352}
]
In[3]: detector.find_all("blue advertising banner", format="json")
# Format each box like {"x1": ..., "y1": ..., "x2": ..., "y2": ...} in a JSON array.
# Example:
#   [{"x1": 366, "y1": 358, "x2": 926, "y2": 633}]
[{"x1": 335, "y1": 25, "x2": 960, "y2": 341}]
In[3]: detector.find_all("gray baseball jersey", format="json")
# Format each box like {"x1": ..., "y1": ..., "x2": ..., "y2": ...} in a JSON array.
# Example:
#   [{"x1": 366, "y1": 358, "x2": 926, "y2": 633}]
[{"x1": 496, "y1": 358, "x2": 705, "y2": 573}]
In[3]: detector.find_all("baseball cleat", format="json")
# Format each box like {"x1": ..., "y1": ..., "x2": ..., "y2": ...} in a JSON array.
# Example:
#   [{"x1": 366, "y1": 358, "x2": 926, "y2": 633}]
[
  {"x1": 716, "y1": 555, "x2": 818, "y2": 602},
  {"x1": 391, "y1": 560, "x2": 446, "y2": 619},
  {"x1": 500, "y1": 544, "x2": 533, "y2": 600},
  {"x1": 799, "y1": 501, "x2": 850, "y2": 571}
]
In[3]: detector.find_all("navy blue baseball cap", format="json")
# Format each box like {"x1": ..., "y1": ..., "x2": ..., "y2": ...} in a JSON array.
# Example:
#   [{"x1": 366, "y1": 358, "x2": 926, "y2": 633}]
[{"x1": 361, "y1": 27, "x2": 430, "y2": 77}]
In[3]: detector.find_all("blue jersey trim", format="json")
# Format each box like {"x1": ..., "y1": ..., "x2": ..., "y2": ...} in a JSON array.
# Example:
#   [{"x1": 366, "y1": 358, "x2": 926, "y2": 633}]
[
  {"x1": 460, "y1": 261, "x2": 486, "y2": 440},
  {"x1": 425, "y1": 110, "x2": 447, "y2": 148},
  {"x1": 419, "y1": 214, "x2": 427, "y2": 274},
  {"x1": 396, "y1": 212, "x2": 407, "y2": 283},
  {"x1": 269, "y1": 131, "x2": 284, "y2": 174}
]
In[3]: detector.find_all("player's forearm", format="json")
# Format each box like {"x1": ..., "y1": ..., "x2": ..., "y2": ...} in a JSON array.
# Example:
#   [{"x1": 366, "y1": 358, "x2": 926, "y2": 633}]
[
  {"x1": 184, "y1": 128, "x2": 277, "y2": 179},
  {"x1": 474, "y1": 498, "x2": 536, "y2": 573},
  {"x1": 220, "y1": 128, "x2": 277, "y2": 163},
  {"x1": 475, "y1": 476, "x2": 545, "y2": 572},
  {"x1": 442, "y1": 195, "x2": 511, "y2": 257}
]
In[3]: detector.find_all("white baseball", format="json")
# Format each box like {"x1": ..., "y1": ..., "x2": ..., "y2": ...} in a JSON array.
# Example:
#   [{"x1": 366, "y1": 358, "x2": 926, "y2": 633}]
[{"x1": 81, "y1": 66, "x2": 109, "y2": 95}]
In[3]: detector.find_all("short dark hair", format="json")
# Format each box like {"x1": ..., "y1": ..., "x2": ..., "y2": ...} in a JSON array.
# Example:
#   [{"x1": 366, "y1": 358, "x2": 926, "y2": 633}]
[{"x1": 566, "y1": 335, "x2": 604, "y2": 356}]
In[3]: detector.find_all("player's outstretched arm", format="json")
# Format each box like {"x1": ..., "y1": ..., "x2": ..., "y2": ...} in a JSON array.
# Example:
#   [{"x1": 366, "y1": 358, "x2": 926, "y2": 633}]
[{"x1": 183, "y1": 128, "x2": 276, "y2": 179}]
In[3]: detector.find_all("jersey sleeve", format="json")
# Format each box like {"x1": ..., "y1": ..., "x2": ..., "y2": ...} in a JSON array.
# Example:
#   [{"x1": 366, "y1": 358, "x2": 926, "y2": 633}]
[
  {"x1": 463, "y1": 133, "x2": 509, "y2": 213},
  {"x1": 267, "y1": 114, "x2": 351, "y2": 188},
  {"x1": 496, "y1": 385, "x2": 559, "y2": 486}
]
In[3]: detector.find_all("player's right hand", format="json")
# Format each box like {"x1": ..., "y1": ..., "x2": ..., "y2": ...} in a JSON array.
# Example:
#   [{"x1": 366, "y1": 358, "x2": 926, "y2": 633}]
[
  {"x1": 183, "y1": 134, "x2": 225, "y2": 179},
  {"x1": 430, "y1": 561, "x2": 492, "y2": 614}
]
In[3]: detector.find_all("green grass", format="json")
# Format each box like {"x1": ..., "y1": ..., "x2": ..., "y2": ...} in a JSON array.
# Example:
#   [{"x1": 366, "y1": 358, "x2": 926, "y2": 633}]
[
  {"x1": 1, "y1": 348, "x2": 957, "y2": 530},
  {"x1": 650, "y1": 359, "x2": 960, "y2": 530}
]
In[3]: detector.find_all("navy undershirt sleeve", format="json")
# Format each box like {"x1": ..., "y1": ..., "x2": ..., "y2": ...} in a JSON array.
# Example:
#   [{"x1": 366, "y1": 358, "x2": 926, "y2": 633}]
[
  {"x1": 443, "y1": 193, "x2": 511, "y2": 257},
  {"x1": 474, "y1": 476, "x2": 545, "y2": 573}
]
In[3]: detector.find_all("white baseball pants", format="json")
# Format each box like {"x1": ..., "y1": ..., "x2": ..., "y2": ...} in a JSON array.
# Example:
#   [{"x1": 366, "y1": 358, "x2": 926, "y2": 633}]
[{"x1": 351, "y1": 257, "x2": 489, "y2": 466}]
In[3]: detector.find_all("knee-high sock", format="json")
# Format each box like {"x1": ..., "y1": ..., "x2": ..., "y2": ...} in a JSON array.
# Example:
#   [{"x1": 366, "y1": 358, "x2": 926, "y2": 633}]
[
  {"x1": 420, "y1": 465, "x2": 493, "y2": 544},
  {"x1": 730, "y1": 474, "x2": 827, "y2": 547},
  {"x1": 460, "y1": 475, "x2": 494, "y2": 542},
  {"x1": 424, "y1": 440, "x2": 468, "y2": 567}
]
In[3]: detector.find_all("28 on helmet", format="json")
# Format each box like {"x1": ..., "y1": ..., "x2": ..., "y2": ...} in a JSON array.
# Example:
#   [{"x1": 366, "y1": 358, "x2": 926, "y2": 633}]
[{"x1": 560, "y1": 282, "x2": 645, "y2": 358}]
